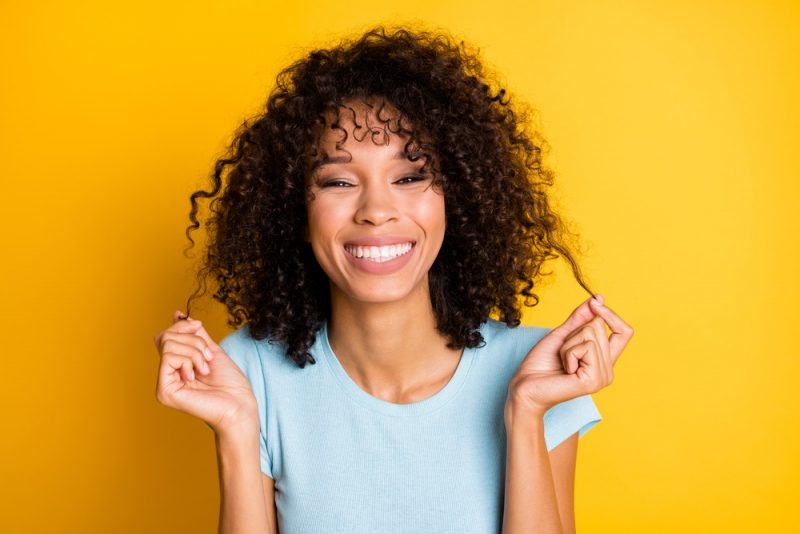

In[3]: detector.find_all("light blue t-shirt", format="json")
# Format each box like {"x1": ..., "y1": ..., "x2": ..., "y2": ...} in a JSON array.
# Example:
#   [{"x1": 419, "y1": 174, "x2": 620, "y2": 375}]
[{"x1": 219, "y1": 317, "x2": 602, "y2": 534}]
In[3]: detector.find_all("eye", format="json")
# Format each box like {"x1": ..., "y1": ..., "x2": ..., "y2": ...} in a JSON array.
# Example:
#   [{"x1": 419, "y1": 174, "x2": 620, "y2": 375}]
[
  {"x1": 395, "y1": 174, "x2": 427, "y2": 185},
  {"x1": 320, "y1": 179, "x2": 353, "y2": 188}
]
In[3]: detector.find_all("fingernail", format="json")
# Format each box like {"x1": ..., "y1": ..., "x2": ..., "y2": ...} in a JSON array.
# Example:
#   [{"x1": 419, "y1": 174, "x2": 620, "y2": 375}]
[
  {"x1": 592, "y1": 294, "x2": 605, "y2": 306},
  {"x1": 204, "y1": 347, "x2": 212, "y2": 360},
  {"x1": 176, "y1": 312, "x2": 188, "y2": 320}
]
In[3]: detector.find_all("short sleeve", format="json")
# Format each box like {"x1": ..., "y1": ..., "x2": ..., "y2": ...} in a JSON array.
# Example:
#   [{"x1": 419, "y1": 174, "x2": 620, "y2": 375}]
[
  {"x1": 543, "y1": 394, "x2": 602, "y2": 452},
  {"x1": 218, "y1": 328, "x2": 274, "y2": 478}
]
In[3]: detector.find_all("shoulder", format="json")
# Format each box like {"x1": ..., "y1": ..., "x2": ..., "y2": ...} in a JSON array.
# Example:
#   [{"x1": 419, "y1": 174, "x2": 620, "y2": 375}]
[
  {"x1": 218, "y1": 324, "x2": 297, "y2": 376},
  {"x1": 482, "y1": 319, "x2": 603, "y2": 450},
  {"x1": 219, "y1": 324, "x2": 255, "y2": 358},
  {"x1": 219, "y1": 324, "x2": 259, "y2": 370},
  {"x1": 480, "y1": 317, "x2": 552, "y2": 355},
  {"x1": 471, "y1": 319, "x2": 552, "y2": 380}
]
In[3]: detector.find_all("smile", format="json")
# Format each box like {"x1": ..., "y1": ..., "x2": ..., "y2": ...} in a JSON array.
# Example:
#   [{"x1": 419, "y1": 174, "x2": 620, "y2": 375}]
[{"x1": 344, "y1": 242, "x2": 415, "y2": 263}]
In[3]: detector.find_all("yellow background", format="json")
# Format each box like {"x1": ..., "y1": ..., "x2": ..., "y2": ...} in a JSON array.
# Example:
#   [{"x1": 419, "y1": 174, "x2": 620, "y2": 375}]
[{"x1": 1, "y1": 0, "x2": 797, "y2": 532}]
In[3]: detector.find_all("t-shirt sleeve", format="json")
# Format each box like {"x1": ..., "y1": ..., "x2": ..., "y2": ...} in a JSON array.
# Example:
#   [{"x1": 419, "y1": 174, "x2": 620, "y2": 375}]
[
  {"x1": 219, "y1": 328, "x2": 274, "y2": 478},
  {"x1": 543, "y1": 393, "x2": 602, "y2": 452}
]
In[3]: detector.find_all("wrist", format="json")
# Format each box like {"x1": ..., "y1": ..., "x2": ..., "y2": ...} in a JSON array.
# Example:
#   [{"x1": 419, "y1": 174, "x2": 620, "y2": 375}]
[
  {"x1": 506, "y1": 375, "x2": 553, "y2": 416},
  {"x1": 214, "y1": 424, "x2": 261, "y2": 472},
  {"x1": 213, "y1": 404, "x2": 260, "y2": 441},
  {"x1": 504, "y1": 395, "x2": 548, "y2": 428}
]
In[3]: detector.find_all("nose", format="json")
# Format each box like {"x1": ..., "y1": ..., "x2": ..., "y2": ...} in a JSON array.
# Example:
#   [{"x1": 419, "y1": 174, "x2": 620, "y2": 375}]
[{"x1": 354, "y1": 182, "x2": 400, "y2": 226}]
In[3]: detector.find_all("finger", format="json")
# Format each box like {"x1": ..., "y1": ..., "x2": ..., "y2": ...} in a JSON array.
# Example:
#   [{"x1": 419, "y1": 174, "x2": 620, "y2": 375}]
[
  {"x1": 550, "y1": 296, "x2": 601, "y2": 342},
  {"x1": 531, "y1": 340, "x2": 604, "y2": 405},
  {"x1": 561, "y1": 346, "x2": 578, "y2": 375},
  {"x1": 181, "y1": 358, "x2": 195, "y2": 382},
  {"x1": 585, "y1": 319, "x2": 609, "y2": 381},
  {"x1": 190, "y1": 347, "x2": 210, "y2": 376},
  {"x1": 169, "y1": 353, "x2": 200, "y2": 382},
  {"x1": 586, "y1": 316, "x2": 613, "y2": 383},
  {"x1": 162, "y1": 338, "x2": 211, "y2": 376},
  {"x1": 154, "y1": 319, "x2": 204, "y2": 350},
  {"x1": 587, "y1": 315, "x2": 611, "y2": 363},
  {"x1": 589, "y1": 298, "x2": 634, "y2": 364},
  {"x1": 561, "y1": 321, "x2": 589, "y2": 347},
  {"x1": 560, "y1": 330, "x2": 589, "y2": 374},
  {"x1": 156, "y1": 354, "x2": 184, "y2": 405},
  {"x1": 160, "y1": 352, "x2": 195, "y2": 385},
  {"x1": 564, "y1": 317, "x2": 608, "y2": 359},
  {"x1": 187, "y1": 320, "x2": 223, "y2": 354},
  {"x1": 167, "y1": 319, "x2": 204, "y2": 335},
  {"x1": 158, "y1": 352, "x2": 182, "y2": 391},
  {"x1": 159, "y1": 321, "x2": 213, "y2": 361},
  {"x1": 173, "y1": 310, "x2": 188, "y2": 323},
  {"x1": 566, "y1": 339, "x2": 604, "y2": 393},
  {"x1": 559, "y1": 326, "x2": 601, "y2": 376},
  {"x1": 573, "y1": 327, "x2": 608, "y2": 384}
]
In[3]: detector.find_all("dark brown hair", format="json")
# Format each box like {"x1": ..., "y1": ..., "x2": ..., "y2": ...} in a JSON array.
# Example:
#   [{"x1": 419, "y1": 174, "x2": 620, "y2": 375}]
[{"x1": 182, "y1": 24, "x2": 596, "y2": 367}]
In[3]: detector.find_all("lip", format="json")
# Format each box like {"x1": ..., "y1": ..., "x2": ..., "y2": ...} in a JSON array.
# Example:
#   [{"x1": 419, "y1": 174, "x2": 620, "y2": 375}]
[
  {"x1": 343, "y1": 241, "x2": 417, "y2": 275},
  {"x1": 343, "y1": 235, "x2": 417, "y2": 247}
]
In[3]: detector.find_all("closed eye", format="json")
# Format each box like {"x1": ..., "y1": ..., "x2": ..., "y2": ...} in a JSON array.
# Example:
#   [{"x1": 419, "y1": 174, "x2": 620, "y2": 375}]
[
  {"x1": 319, "y1": 175, "x2": 427, "y2": 188},
  {"x1": 320, "y1": 180, "x2": 353, "y2": 188},
  {"x1": 395, "y1": 175, "x2": 427, "y2": 185}
]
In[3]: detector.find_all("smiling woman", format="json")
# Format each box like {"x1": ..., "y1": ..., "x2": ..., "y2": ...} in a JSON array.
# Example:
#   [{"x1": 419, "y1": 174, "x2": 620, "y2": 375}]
[
  {"x1": 153, "y1": 24, "x2": 633, "y2": 534},
  {"x1": 305, "y1": 97, "x2": 447, "y2": 303}
]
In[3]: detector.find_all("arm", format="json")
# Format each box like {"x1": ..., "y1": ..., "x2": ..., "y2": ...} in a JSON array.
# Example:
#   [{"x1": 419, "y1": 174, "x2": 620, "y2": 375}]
[
  {"x1": 502, "y1": 295, "x2": 632, "y2": 533},
  {"x1": 215, "y1": 419, "x2": 277, "y2": 534},
  {"x1": 503, "y1": 408, "x2": 578, "y2": 534},
  {"x1": 153, "y1": 316, "x2": 278, "y2": 533},
  {"x1": 261, "y1": 473, "x2": 280, "y2": 533},
  {"x1": 549, "y1": 432, "x2": 579, "y2": 534},
  {"x1": 502, "y1": 403, "x2": 578, "y2": 534}
]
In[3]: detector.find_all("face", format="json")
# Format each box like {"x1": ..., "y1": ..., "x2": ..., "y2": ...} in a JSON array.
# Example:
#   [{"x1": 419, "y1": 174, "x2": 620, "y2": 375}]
[{"x1": 305, "y1": 99, "x2": 446, "y2": 305}]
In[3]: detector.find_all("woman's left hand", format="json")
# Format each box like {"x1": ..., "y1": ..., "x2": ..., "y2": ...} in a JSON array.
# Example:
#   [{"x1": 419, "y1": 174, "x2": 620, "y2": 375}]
[{"x1": 506, "y1": 294, "x2": 634, "y2": 417}]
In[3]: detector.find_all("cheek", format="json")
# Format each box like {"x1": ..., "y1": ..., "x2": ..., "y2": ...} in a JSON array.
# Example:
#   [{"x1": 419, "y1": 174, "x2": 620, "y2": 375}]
[
  {"x1": 414, "y1": 194, "x2": 447, "y2": 234},
  {"x1": 307, "y1": 201, "x2": 342, "y2": 238},
  {"x1": 306, "y1": 200, "x2": 352, "y2": 263}
]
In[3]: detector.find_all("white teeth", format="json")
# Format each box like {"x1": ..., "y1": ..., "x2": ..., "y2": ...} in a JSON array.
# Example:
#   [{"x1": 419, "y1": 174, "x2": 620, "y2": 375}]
[{"x1": 345, "y1": 242, "x2": 414, "y2": 262}]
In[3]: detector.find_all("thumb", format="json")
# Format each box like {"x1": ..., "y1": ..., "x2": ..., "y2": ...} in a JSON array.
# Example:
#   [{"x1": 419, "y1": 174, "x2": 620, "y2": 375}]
[
  {"x1": 549, "y1": 296, "x2": 600, "y2": 342},
  {"x1": 540, "y1": 372, "x2": 593, "y2": 407},
  {"x1": 186, "y1": 319, "x2": 223, "y2": 353}
]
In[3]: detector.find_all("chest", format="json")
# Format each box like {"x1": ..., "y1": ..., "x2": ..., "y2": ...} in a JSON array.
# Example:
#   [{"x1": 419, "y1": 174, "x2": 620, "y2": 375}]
[{"x1": 272, "y1": 399, "x2": 509, "y2": 533}]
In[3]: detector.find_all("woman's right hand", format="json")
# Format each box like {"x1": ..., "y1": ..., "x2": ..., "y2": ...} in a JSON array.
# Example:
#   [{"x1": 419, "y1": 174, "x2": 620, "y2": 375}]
[{"x1": 154, "y1": 311, "x2": 258, "y2": 435}]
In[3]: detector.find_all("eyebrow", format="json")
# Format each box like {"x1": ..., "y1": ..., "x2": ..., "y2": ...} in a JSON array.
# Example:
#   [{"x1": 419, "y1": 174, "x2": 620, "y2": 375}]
[{"x1": 309, "y1": 150, "x2": 421, "y2": 174}]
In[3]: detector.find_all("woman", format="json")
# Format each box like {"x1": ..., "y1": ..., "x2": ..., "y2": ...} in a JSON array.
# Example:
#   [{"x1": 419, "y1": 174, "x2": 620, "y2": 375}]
[{"x1": 153, "y1": 26, "x2": 633, "y2": 533}]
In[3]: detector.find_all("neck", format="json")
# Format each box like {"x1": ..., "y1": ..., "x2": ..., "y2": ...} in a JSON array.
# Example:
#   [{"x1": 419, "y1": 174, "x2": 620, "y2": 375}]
[{"x1": 327, "y1": 277, "x2": 462, "y2": 403}]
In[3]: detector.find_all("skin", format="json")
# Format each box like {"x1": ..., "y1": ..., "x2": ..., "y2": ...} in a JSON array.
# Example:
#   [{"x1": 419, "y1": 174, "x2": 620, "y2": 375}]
[
  {"x1": 153, "y1": 97, "x2": 634, "y2": 533},
  {"x1": 304, "y1": 98, "x2": 464, "y2": 403},
  {"x1": 503, "y1": 294, "x2": 634, "y2": 533}
]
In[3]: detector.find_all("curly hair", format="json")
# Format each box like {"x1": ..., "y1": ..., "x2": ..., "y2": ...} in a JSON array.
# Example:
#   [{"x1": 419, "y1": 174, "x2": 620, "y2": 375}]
[{"x1": 182, "y1": 24, "x2": 596, "y2": 368}]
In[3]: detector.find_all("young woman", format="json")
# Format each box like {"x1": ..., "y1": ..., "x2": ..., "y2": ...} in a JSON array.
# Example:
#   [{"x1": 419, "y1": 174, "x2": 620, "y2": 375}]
[{"x1": 153, "y1": 26, "x2": 633, "y2": 534}]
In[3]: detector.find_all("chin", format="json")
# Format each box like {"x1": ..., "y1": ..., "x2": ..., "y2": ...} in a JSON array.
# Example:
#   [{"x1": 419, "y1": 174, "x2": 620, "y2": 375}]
[{"x1": 343, "y1": 284, "x2": 415, "y2": 304}]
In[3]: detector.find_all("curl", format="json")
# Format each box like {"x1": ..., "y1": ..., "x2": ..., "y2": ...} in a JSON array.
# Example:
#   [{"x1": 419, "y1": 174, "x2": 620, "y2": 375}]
[{"x1": 182, "y1": 24, "x2": 596, "y2": 367}]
